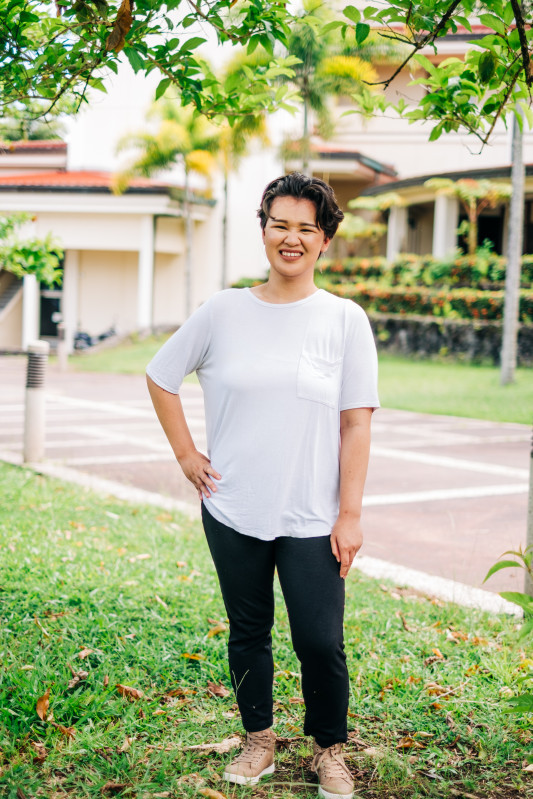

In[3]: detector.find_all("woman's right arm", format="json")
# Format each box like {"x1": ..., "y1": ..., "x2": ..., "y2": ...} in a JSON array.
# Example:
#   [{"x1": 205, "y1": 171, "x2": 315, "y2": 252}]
[{"x1": 147, "y1": 375, "x2": 221, "y2": 499}]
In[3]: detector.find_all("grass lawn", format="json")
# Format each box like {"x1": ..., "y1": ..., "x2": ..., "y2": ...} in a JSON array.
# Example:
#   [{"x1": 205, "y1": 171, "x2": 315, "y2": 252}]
[
  {"x1": 67, "y1": 334, "x2": 533, "y2": 425},
  {"x1": 0, "y1": 462, "x2": 532, "y2": 798}
]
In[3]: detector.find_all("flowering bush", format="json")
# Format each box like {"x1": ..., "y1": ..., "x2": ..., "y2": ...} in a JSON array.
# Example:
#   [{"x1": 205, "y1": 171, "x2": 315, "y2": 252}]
[
  {"x1": 320, "y1": 253, "x2": 533, "y2": 289},
  {"x1": 326, "y1": 282, "x2": 533, "y2": 323}
]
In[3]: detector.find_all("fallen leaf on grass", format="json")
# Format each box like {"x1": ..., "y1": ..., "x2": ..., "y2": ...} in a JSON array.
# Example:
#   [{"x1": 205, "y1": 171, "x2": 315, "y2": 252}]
[
  {"x1": 184, "y1": 735, "x2": 242, "y2": 753},
  {"x1": 16, "y1": 789, "x2": 28, "y2": 799},
  {"x1": 128, "y1": 553, "x2": 151, "y2": 563},
  {"x1": 78, "y1": 647, "x2": 93, "y2": 659},
  {"x1": 182, "y1": 653, "x2": 205, "y2": 661},
  {"x1": 36, "y1": 689, "x2": 50, "y2": 721},
  {"x1": 116, "y1": 684, "x2": 144, "y2": 700},
  {"x1": 199, "y1": 789, "x2": 228, "y2": 799},
  {"x1": 362, "y1": 747, "x2": 384, "y2": 758},
  {"x1": 67, "y1": 664, "x2": 89, "y2": 689},
  {"x1": 153, "y1": 709, "x2": 166, "y2": 716},
  {"x1": 523, "y1": 763, "x2": 533, "y2": 772},
  {"x1": 165, "y1": 686, "x2": 197, "y2": 698},
  {"x1": 118, "y1": 737, "x2": 133, "y2": 752},
  {"x1": 425, "y1": 682, "x2": 449, "y2": 696},
  {"x1": 207, "y1": 623, "x2": 227, "y2": 638},
  {"x1": 34, "y1": 617, "x2": 50, "y2": 638},
  {"x1": 101, "y1": 781, "x2": 130, "y2": 793},
  {"x1": 398, "y1": 613, "x2": 416, "y2": 632},
  {"x1": 30, "y1": 741, "x2": 47, "y2": 761},
  {"x1": 154, "y1": 595, "x2": 169, "y2": 610},
  {"x1": 50, "y1": 722, "x2": 75, "y2": 739},
  {"x1": 176, "y1": 560, "x2": 187, "y2": 568},
  {"x1": 397, "y1": 736, "x2": 425, "y2": 749},
  {"x1": 288, "y1": 697, "x2": 305, "y2": 704},
  {"x1": 207, "y1": 681, "x2": 230, "y2": 698}
]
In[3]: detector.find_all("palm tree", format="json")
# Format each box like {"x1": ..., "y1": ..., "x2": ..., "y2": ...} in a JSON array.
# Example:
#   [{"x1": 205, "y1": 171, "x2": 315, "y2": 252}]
[
  {"x1": 218, "y1": 52, "x2": 270, "y2": 288},
  {"x1": 282, "y1": 6, "x2": 401, "y2": 175},
  {"x1": 115, "y1": 100, "x2": 220, "y2": 317}
]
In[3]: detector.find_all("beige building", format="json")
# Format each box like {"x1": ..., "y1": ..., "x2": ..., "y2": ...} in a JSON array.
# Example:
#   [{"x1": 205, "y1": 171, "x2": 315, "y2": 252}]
[{"x1": 0, "y1": 141, "x2": 217, "y2": 352}]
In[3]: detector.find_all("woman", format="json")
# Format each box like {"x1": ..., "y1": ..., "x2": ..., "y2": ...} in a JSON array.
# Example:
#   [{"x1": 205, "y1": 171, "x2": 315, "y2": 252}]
[{"x1": 146, "y1": 173, "x2": 379, "y2": 799}]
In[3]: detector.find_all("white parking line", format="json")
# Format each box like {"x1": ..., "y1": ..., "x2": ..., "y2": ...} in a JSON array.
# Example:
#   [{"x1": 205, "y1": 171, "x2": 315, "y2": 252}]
[
  {"x1": 371, "y1": 445, "x2": 529, "y2": 479},
  {"x1": 363, "y1": 482, "x2": 528, "y2": 506}
]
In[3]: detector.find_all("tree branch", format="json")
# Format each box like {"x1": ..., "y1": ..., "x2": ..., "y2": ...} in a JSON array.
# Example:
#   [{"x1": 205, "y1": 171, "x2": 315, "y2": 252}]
[{"x1": 509, "y1": 0, "x2": 532, "y2": 88}]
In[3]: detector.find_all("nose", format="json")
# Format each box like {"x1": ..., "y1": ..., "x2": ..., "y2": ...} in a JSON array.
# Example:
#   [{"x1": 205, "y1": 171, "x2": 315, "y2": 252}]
[{"x1": 283, "y1": 228, "x2": 300, "y2": 246}]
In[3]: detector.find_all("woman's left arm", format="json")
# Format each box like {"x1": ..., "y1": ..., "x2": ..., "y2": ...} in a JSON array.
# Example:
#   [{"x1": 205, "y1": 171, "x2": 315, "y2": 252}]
[{"x1": 331, "y1": 407, "x2": 373, "y2": 579}]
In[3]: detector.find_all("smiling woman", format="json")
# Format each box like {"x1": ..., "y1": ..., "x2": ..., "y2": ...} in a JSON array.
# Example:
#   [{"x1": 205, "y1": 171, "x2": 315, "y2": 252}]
[{"x1": 145, "y1": 172, "x2": 379, "y2": 799}]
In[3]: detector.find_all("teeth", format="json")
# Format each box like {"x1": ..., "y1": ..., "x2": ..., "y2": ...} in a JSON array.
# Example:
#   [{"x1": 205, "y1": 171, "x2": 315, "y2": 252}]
[{"x1": 281, "y1": 251, "x2": 301, "y2": 257}]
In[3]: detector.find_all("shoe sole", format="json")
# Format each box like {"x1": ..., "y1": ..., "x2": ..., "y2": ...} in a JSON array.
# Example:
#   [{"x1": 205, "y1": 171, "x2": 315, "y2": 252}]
[
  {"x1": 318, "y1": 786, "x2": 353, "y2": 799},
  {"x1": 223, "y1": 763, "x2": 275, "y2": 785}
]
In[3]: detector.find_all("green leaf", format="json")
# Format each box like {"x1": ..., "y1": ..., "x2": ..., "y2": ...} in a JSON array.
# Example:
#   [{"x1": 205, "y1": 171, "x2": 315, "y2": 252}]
[
  {"x1": 483, "y1": 560, "x2": 523, "y2": 583},
  {"x1": 478, "y1": 51, "x2": 496, "y2": 83},
  {"x1": 518, "y1": 619, "x2": 533, "y2": 640},
  {"x1": 499, "y1": 592, "x2": 533, "y2": 613},
  {"x1": 343, "y1": 5, "x2": 361, "y2": 24},
  {"x1": 155, "y1": 77, "x2": 172, "y2": 101},
  {"x1": 428, "y1": 121, "x2": 444, "y2": 141},
  {"x1": 504, "y1": 693, "x2": 533, "y2": 713},
  {"x1": 355, "y1": 22, "x2": 370, "y2": 46},
  {"x1": 123, "y1": 47, "x2": 144, "y2": 74},
  {"x1": 179, "y1": 37, "x2": 207, "y2": 54},
  {"x1": 479, "y1": 13, "x2": 506, "y2": 35}
]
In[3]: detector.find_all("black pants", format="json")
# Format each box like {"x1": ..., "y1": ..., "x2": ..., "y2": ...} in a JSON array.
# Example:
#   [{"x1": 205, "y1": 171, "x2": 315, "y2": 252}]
[{"x1": 201, "y1": 504, "x2": 348, "y2": 748}]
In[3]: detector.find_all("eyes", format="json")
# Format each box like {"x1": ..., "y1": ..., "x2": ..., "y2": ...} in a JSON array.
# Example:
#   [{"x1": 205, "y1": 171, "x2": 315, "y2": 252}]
[{"x1": 272, "y1": 224, "x2": 316, "y2": 234}]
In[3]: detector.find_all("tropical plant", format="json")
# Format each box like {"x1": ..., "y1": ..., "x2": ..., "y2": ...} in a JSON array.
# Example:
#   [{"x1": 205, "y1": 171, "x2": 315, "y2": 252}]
[
  {"x1": 0, "y1": 213, "x2": 63, "y2": 286},
  {"x1": 217, "y1": 51, "x2": 271, "y2": 289},
  {"x1": 483, "y1": 546, "x2": 533, "y2": 716},
  {"x1": 281, "y1": 2, "x2": 391, "y2": 174},
  {"x1": 425, "y1": 178, "x2": 512, "y2": 257},
  {"x1": 337, "y1": 214, "x2": 387, "y2": 256},
  {"x1": 114, "y1": 101, "x2": 221, "y2": 318}
]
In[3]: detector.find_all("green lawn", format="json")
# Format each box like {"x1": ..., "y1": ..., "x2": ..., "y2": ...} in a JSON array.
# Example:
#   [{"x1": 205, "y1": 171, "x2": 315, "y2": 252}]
[
  {"x1": 67, "y1": 335, "x2": 533, "y2": 425},
  {"x1": 377, "y1": 354, "x2": 533, "y2": 425},
  {"x1": 0, "y1": 462, "x2": 531, "y2": 798}
]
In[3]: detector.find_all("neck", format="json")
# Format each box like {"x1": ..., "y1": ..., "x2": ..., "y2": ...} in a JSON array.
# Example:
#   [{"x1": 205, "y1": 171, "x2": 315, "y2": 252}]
[{"x1": 255, "y1": 274, "x2": 318, "y2": 304}]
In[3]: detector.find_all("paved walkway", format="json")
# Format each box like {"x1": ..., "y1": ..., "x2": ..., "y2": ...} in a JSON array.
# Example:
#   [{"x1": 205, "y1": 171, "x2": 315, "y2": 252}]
[{"x1": 1, "y1": 356, "x2": 530, "y2": 598}]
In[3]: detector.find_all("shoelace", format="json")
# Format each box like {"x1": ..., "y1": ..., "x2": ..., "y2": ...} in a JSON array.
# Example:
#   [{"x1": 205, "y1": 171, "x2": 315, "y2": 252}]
[
  {"x1": 233, "y1": 732, "x2": 273, "y2": 765},
  {"x1": 312, "y1": 743, "x2": 352, "y2": 783}
]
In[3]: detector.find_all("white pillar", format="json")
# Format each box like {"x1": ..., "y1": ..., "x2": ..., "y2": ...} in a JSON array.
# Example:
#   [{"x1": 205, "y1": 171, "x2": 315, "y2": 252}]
[
  {"x1": 22, "y1": 274, "x2": 40, "y2": 351},
  {"x1": 386, "y1": 206, "x2": 408, "y2": 262},
  {"x1": 433, "y1": 195, "x2": 459, "y2": 258},
  {"x1": 62, "y1": 250, "x2": 79, "y2": 355},
  {"x1": 137, "y1": 215, "x2": 154, "y2": 330}
]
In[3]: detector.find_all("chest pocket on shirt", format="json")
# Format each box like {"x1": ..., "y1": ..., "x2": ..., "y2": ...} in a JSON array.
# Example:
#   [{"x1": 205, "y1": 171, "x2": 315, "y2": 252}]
[{"x1": 297, "y1": 350, "x2": 343, "y2": 409}]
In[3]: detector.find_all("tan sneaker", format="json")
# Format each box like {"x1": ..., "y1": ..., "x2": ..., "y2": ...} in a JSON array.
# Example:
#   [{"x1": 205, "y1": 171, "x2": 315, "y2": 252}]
[
  {"x1": 311, "y1": 741, "x2": 354, "y2": 799},
  {"x1": 223, "y1": 728, "x2": 276, "y2": 785}
]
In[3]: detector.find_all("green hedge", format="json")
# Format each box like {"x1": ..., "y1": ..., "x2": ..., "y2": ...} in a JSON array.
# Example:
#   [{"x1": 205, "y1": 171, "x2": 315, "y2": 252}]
[
  {"x1": 327, "y1": 282, "x2": 533, "y2": 323},
  {"x1": 321, "y1": 253, "x2": 533, "y2": 290}
]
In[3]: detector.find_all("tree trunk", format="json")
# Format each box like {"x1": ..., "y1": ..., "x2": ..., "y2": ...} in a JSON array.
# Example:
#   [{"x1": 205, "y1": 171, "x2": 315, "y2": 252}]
[
  {"x1": 184, "y1": 168, "x2": 193, "y2": 319},
  {"x1": 500, "y1": 112, "x2": 524, "y2": 385},
  {"x1": 526, "y1": 426, "x2": 533, "y2": 598},
  {"x1": 302, "y1": 95, "x2": 311, "y2": 177},
  {"x1": 468, "y1": 198, "x2": 477, "y2": 256},
  {"x1": 221, "y1": 170, "x2": 228, "y2": 291}
]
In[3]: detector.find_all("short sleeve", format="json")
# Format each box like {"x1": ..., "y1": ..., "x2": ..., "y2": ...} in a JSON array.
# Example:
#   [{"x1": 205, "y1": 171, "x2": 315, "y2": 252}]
[
  {"x1": 340, "y1": 303, "x2": 380, "y2": 411},
  {"x1": 145, "y1": 298, "x2": 213, "y2": 394}
]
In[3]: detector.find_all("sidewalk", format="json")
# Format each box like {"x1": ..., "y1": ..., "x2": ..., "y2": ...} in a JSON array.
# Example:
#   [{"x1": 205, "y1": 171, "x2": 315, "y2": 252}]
[{"x1": 1, "y1": 356, "x2": 530, "y2": 601}]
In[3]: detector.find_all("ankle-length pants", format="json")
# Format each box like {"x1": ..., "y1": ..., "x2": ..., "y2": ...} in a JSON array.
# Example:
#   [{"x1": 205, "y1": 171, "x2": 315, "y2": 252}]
[{"x1": 201, "y1": 503, "x2": 349, "y2": 748}]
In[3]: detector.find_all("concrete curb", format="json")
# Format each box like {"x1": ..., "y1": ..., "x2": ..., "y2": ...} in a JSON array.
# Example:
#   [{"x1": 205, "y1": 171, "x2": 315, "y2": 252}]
[{"x1": 1, "y1": 452, "x2": 522, "y2": 618}]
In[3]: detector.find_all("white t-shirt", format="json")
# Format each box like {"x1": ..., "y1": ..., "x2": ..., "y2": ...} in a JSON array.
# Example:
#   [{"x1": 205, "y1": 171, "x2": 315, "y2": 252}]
[{"x1": 146, "y1": 287, "x2": 379, "y2": 540}]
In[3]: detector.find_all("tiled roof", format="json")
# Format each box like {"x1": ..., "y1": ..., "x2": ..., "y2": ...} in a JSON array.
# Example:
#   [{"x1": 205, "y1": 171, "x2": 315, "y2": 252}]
[
  {"x1": 0, "y1": 140, "x2": 67, "y2": 152},
  {"x1": 0, "y1": 170, "x2": 171, "y2": 192}
]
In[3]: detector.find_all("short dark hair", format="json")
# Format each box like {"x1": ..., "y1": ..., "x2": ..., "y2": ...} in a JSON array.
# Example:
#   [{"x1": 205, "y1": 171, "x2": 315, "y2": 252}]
[{"x1": 257, "y1": 172, "x2": 344, "y2": 240}]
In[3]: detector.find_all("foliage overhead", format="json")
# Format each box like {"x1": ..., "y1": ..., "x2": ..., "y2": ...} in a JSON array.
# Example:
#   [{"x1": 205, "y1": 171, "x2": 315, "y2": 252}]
[
  {"x1": 339, "y1": 0, "x2": 533, "y2": 144},
  {"x1": 0, "y1": 0, "x2": 299, "y2": 120}
]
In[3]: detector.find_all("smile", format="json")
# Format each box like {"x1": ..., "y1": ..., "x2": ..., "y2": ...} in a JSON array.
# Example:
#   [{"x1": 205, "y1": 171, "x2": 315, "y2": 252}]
[{"x1": 280, "y1": 251, "x2": 302, "y2": 258}]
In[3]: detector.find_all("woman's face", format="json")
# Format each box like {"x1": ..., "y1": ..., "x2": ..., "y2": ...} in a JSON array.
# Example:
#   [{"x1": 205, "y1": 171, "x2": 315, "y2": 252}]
[{"x1": 262, "y1": 196, "x2": 330, "y2": 281}]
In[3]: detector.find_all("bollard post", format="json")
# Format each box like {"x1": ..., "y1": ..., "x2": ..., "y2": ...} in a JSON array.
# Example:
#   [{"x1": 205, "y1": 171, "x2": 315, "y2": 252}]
[
  {"x1": 23, "y1": 340, "x2": 49, "y2": 463},
  {"x1": 56, "y1": 322, "x2": 68, "y2": 372}
]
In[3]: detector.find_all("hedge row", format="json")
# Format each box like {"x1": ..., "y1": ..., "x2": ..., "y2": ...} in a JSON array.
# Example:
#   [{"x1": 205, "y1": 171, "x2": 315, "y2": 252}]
[
  {"x1": 321, "y1": 253, "x2": 533, "y2": 290},
  {"x1": 325, "y1": 282, "x2": 533, "y2": 323},
  {"x1": 368, "y1": 314, "x2": 533, "y2": 365}
]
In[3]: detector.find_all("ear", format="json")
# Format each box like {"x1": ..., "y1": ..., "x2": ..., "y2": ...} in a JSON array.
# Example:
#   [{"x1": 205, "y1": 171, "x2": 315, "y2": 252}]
[{"x1": 321, "y1": 237, "x2": 331, "y2": 254}]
